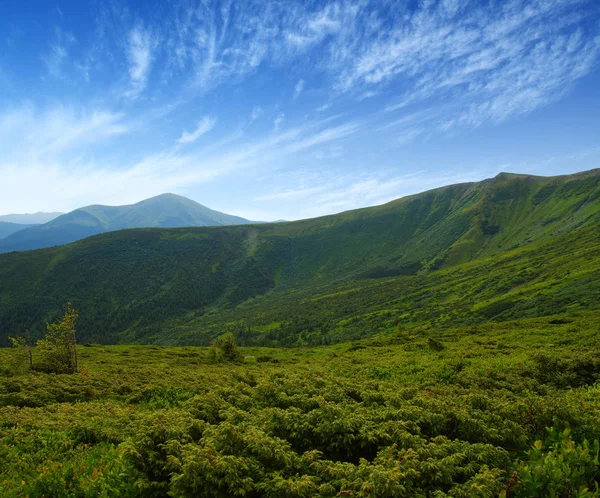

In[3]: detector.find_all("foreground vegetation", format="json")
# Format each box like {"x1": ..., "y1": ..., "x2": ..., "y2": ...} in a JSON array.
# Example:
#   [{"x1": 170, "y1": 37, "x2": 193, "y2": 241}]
[{"x1": 2, "y1": 313, "x2": 600, "y2": 496}]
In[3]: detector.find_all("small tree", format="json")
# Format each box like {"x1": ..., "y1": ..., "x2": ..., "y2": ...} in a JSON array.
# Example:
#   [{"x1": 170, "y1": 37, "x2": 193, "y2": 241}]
[
  {"x1": 24, "y1": 329, "x2": 33, "y2": 369},
  {"x1": 36, "y1": 303, "x2": 79, "y2": 373},
  {"x1": 209, "y1": 332, "x2": 243, "y2": 363}
]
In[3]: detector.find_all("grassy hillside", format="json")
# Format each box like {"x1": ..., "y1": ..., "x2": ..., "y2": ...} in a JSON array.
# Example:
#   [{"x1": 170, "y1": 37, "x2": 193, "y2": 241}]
[
  {"x1": 0, "y1": 194, "x2": 251, "y2": 253},
  {"x1": 0, "y1": 169, "x2": 598, "y2": 346},
  {"x1": 161, "y1": 223, "x2": 600, "y2": 346}
]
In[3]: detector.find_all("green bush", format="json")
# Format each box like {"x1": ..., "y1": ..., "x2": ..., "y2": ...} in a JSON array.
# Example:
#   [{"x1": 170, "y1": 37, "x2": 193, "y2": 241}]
[
  {"x1": 209, "y1": 332, "x2": 243, "y2": 363},
  {"x1": 35, "y1": 303, "x2": 79, "y2": 374},
  {"x1": 2, "y1": 336, "x2": 30, "y2": 376},
  {"x1": 511, "y1": 428, "x2": 600, "y2": 497}
]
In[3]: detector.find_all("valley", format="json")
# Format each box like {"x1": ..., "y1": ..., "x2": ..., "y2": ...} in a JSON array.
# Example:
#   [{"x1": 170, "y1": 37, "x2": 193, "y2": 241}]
[{"x1": 1, "y1": 170, "x2": 598, "y2": 347}]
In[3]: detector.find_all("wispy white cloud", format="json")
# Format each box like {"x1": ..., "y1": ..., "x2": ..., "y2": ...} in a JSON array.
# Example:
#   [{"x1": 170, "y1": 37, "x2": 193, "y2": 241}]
[
  {"x1": 252, "y1": 141, "x2": 600, "y2": 220},
  {"x1": 315, "y1": 102, "x2": 332, "y2": 113},
  {"x1": 250, "y1": 106, "x2": 263, "y2": 122},
  {"x1": 284, "y1": 3, "x2": 347, "y2": 50},
  {"x1": 293, "y1": 79, "x2": 305, "y2": 100},
  {"x1": 279, "y1": 121, "x2": 359, "y2": 155},
  {"x1": 0, "y1": 105, "x2": 129, "y2": 161},
  {"x1": 1, "y1": 0, "x2": 599, "y2": 219},
  {"x1": 363, "y1": 0, "x2": 600, "y2": 133},
  {"x1": 0, "y1": 103, "x2": 362, "y2": 214},
  {"x1": 124, "y1": 25, "x2": 156, "y2": 98},
  {"x1": 358, "y1": 91, "x2": 378, "y2": 101},
  {"x1": 395, "y1": 128, "x2": 426, "y2": 146},
  {"x1": 43, "y1": 44, "x2": 68, "y2": 78},
  {"x1": 253, "y1": 161, "x2": 519, "y2": 220},
  {"x1": 273, "y1": 112, "x2": 285, "y2": 131},
  {"x1": 42, "y1": 27, "x2": 76, "y2": 78},
  {"x1": 252, "y1": 168, "x2": 484, "y2": 220},
  {"x1": 255, "y1": 185, "x2": 325, "y2": 201},
  {"x1": 177, "y1": 116, "x2": 216, "y2": 145},
  {"x1": 137, "y1": 0, "x2": 598, "y2": 136}
]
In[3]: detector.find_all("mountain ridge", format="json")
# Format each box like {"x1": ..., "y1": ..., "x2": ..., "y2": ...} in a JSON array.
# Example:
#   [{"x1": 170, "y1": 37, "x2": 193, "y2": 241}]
[
  {"x1": 0, "y1": 212, "x2": 63, "y2": 225},
  {"x1": 0, "y1": 168, "x2": 598, "y2": 346},
  {"x1": 0, "y1": 193, "x2": 252, "y2": 253}
]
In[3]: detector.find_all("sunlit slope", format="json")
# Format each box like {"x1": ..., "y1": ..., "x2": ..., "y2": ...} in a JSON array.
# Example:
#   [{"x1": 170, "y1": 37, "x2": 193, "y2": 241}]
[
  {"x1": 266, "y1": 169, "x2": 600, "y2": 279},
  {"x1": 0, "y1": 169, "x2": 598, "y2": 345}
]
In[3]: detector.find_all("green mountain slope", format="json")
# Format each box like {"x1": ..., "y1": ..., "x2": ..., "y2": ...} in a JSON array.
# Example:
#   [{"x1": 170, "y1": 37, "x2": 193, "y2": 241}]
[
  {"x1": 0, "y1": 194, "x2": 251, "y2": 252},
  {"x1": 0, "y1": 222, "x2": 31, "y2": 240},
  {"x1": 0, "y1": 169, "x2": 598, "y2": 346}
]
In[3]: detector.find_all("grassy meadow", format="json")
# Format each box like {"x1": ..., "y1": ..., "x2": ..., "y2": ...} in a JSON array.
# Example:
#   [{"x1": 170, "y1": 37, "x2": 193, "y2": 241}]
[{"x1": 2, "y1": 312, "x2": 600, "y2": 497}]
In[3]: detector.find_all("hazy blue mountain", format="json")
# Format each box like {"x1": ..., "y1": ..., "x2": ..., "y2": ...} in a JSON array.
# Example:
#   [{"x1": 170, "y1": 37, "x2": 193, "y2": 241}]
[
  {"x1": 0, "y1": 193, "x2": 251, "y2": 252},
  {"x1": 0, "y1": 212, "x2": 64, "y2": 224},
  {"x1": 0, "y1": 222, "x2": 31, "y2": 239}
]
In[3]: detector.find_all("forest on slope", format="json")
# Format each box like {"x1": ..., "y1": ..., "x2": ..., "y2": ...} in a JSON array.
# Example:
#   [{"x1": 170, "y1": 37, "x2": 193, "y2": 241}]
[{"x1": 0, "y1": 169, "x2": 598, "y2": 346}]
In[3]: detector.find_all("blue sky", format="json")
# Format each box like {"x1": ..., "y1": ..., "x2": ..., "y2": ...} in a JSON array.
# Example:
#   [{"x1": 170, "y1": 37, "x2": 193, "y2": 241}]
[{"x1": 1, "y1": 0, "x2": 599, "y2": 221}]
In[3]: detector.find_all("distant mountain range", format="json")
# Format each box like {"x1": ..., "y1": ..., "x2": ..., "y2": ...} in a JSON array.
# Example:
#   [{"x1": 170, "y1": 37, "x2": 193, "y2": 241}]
[
  {"x1": 0, "y1": 222, "x2": 32, "y2": 240},
  {"x1": 0, "y1": 168, "x2": 598, "y2": 346},
  {"x1": 0, "y1": 212, "x2": 64, "y2": 224},
  {"x1": 0, "y1": 194, "x2": 252, "y2": 253}
]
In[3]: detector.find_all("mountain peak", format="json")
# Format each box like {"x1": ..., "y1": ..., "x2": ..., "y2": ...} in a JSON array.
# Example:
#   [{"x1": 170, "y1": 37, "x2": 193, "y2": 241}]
[
  {"x1": 493, "y1": 172, "x2": 539, "y2": 181},
  {"x1": 0, "y1": 195, "x2": 251, "y2": 252},
  {"x1": 146, "y1": 193, "x2": 187, "y2": 201}
]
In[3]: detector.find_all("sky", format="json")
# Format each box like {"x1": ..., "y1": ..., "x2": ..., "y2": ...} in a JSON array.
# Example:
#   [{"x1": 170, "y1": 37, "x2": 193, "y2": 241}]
[{"x1": 0, "y1": 0, "x2": 599, "y2": 221}]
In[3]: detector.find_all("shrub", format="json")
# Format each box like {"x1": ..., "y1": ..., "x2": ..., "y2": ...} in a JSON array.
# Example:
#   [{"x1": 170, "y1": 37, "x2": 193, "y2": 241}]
[
  {"x1": 510, "y1": 428, "x2": 600, "y2": 497},
  {"x1": 2, "y1": 336, "x2": 31, "y2": 376},
  {"x1": 209, "y1": 332, "x2": 243, "y2": 363},
  {"x1": 35, "y1": 303, "x2": 79, "y2": 374},
  {"x1": 428, "y1": 337, "x2": 446, "y2": 352}
]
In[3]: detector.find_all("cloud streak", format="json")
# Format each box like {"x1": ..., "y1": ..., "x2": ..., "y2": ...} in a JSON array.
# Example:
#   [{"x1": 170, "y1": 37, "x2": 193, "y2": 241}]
[
  {"x1": 293, "y1": 79, "x2": 305, "y2": 99},
  {"x1": 59, "y1": 0, "x2": 599, "y2": 132},
  {"x1": 154, "y1": 0, "x2": 599, "y2": 136},
  {"x1": 0, "y1": 104, "x2": 361, "y2": 214},
  {"x1": 177, "y1": 116, "x2": 217, "y2": 145},
  {"x1": 125, "y1": 25, "x2": 156, "y2": 98}
]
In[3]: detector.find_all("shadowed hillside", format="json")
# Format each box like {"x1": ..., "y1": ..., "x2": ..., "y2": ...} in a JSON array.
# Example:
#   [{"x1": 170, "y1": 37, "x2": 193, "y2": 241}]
[
  {"x1": 0, "y1": 169, "x2": 598, "y2": 346},
  {"x1": 0, "y1": 222, "x2": 30, "y2": 240}
]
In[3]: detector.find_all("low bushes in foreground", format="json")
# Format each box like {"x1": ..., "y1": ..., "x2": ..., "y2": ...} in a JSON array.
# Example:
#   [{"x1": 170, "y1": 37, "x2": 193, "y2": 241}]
[{"x1": 1, "y1": 315, "x2": 600, "y2": 496}]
